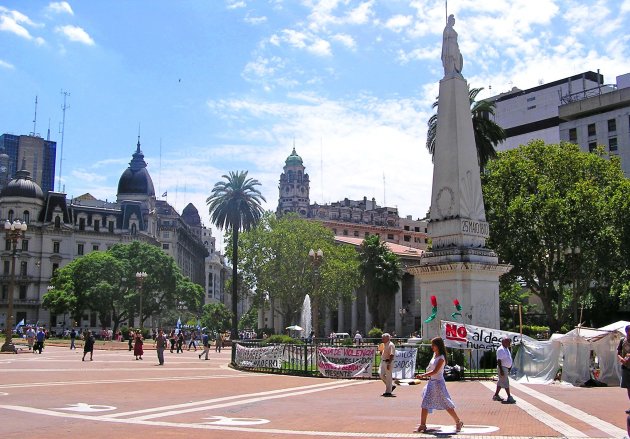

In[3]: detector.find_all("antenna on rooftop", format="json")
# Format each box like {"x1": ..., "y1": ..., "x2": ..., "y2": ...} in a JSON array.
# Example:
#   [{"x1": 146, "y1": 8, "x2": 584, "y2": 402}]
[
  {"x1": 47, "y1": 118, "x2": 51, "y2": 141},
  {"x1": 31, "y1": 95, "x2": 38, "y2": 136},
  {"x1": 58, "y1": 90, "x2": 70, "y2": 192}
]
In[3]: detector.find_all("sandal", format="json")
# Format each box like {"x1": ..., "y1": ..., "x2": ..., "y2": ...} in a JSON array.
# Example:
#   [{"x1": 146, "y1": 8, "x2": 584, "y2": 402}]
[
  {"x1": 455, "y1": 421, "x2": 464, "y2": 432},
  {"x1": 415, "y1": 424, "x2": 427, "y2": 433}
]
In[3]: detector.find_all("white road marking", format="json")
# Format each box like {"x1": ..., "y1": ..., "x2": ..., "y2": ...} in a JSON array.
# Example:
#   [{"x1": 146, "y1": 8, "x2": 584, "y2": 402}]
[
  {"x1": 479, "y1": 381, "x2": 587, "y2": 437},
  {"x1": 510, "y1": 381, "x2": 627, "y2": 438},
  {"x1": 202, "y1": 416, "x2": 270, "y2": 426},
  {"x1": 0, "y1": 404, "x2": 578, "y2": 438},
  {"x1": 56, "y1": 403, "x2": 117, "y2": 412},
  {"x1": 104, "y1": 380, "x2": 366, "y2": 419}
]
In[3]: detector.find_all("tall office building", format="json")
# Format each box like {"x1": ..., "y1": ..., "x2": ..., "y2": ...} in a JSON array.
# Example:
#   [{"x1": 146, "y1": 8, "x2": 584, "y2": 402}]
[{"x1": 0, "y1": 134, "x2": 56, "y2": 194}]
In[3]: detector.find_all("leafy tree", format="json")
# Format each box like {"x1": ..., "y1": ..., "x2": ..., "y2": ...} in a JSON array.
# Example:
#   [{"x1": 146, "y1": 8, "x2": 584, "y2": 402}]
[
  {"x1": 200, "y1": 302, "x2": 232, "y2": 334},
  {"x1": 206, "y1": 171, "x2": 265, "y2": 353},
  {"x1": 358, "y1": 235, "x2": 403, "y2": 329},
  {"x1": 239, "y1": 305, "x2": 258, "y2": 331},
  {"x1": 426, "y1": 86, "x2": 506, "y2": 169},
  {"x1": 483, "y1": 140, "x2": 625, "y2": 332},
  {"x1": 236, "y1": 213, "x2": 360, "y2": 335}
]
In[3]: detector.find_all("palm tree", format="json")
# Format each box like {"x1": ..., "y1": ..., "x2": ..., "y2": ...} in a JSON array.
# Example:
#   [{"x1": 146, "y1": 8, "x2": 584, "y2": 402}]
[
  {"x1": 426, "y1": 86, "x2": 506, "y2": 169},
  {"x1": 207, "y1": 171, "x2": 265, "y2": 361},
  {"x1": 358, "y1": 235, "x2": 403, "y2": 330}
]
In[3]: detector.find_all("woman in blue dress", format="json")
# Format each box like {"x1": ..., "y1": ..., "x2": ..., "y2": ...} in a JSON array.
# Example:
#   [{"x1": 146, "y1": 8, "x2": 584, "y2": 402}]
[{"x1": 415, "y1": 337, "x2": 463, "y2": 433}]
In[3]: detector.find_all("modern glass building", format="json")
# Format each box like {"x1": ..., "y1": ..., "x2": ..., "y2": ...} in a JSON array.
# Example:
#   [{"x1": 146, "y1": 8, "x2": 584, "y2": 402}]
[{"x1": 0, "y1": 133, "x2": 56, "y2": 194}]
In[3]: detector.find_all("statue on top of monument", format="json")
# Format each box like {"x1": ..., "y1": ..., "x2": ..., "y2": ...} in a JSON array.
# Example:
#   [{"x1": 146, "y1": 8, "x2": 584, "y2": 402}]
[{"x1": 441, "y1": 14, "x2": 463, "y2": 78}]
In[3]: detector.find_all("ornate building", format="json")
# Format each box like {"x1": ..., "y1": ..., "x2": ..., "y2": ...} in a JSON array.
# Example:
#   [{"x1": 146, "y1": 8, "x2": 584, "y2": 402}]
[
  {"x1": 0, "y1": 138, "x2": 224, "y2": 331},
  {"x1": 277, "y1": 148, "x2": 310, "y2": 217}
]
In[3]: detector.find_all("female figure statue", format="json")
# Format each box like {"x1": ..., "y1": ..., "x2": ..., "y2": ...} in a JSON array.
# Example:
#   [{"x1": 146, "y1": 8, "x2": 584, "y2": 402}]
[{"x1": 441, "y1": 14, "x2": 463, "y2": 77}]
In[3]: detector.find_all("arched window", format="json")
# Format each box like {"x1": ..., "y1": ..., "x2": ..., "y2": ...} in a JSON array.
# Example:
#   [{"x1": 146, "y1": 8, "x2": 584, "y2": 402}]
[
  {"x1": 8, "y1": 210, "x2": 14, "y2": 222},
  {"x1": 23, "y1": 210, "x2": 30, "y2": 224},
  {"x1": 54, "y1": 216, "x2": 61, "y2": 228}
]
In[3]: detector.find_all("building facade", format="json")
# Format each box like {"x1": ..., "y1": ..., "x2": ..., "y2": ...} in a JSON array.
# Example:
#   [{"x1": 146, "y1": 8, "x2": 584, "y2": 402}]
[
  {"x1": 0, "y1": 138, "x2": 223, "y2": 331},
  {"x1": 0, "y1": 133, "x2": 56, "y2": 193}
]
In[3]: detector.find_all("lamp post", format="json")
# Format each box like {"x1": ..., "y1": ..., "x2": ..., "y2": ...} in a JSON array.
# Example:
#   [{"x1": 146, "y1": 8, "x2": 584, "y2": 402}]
[
  {"x1": 564, "y1": 245, "x2": 581, "y2": 324},
  {"x1": 308, "y1": 249, "x2": 323, "y2": 337},
  {"x1": 1, "y1": 219, "x2": 27, "y2": 353},
  {"x1": 135, "y1": 272, "x2": 147, "y2": 331}
]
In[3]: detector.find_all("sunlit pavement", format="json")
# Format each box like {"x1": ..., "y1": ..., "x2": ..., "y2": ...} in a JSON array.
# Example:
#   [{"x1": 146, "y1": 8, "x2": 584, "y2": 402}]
[{"x1": 0, "y1": 345, "x2": 627, "y2": 439}]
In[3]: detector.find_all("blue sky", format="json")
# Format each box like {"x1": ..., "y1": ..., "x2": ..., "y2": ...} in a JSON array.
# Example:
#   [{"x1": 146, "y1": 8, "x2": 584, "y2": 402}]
[{"x1": 1, "y1": 0, "x2": 630, "y2": 244}]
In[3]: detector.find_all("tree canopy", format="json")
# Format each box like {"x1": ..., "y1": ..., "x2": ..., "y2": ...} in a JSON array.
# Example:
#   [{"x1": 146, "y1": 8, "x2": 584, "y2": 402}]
[
  {"x1": 236, "y1": 213, "x2": 361, "y2": 333},
  {"x1": 482, "y1": 140, "x2": 626, "y2": 332}
]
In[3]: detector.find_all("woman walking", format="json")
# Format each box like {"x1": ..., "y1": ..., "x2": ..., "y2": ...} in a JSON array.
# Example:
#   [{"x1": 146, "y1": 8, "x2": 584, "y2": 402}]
[
  {"x1": 82, "y1": 330, "x2": 94, "y2": 361},
  {"x1": 133, "y1": 330, "x2": 144, "y2": 360},
  {"x1": 415, "y1": 337, "x2": 463, "y2": 433}
]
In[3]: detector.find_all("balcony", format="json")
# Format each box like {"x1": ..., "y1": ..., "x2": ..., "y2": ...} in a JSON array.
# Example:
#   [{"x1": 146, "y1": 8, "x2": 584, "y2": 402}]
[{"x1": 0, "y1": 298, "x2": 40, "y2": 307}]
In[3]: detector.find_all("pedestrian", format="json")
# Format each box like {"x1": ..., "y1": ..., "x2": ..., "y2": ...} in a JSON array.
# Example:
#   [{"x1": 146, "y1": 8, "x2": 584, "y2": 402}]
[
  {"x1": 493, "y1": 336, "x2": 516, "y2": 403},
  {"x1": 82, "y1": 330, "x2": 94, "y2": 361},
  {"x1": 128, "y1": 329, "x2": 134, "y2": 351},
  {"x1": 618, "y1": 325, "x2": 630, "y2": 414},
  {"x1": 379, "y1": 333, "x2": 396, "y2": 397},
  {"x1": 70, "y1": 327, "x2": 77, "y2": 350},
  {"x1": 155, "y1": 329, "x2": 167, "y2": 366},
  {"x1": 169, "y1": 329, "x2": 176, "y2": 353},
  {"x1": 188, "y1": 330, "x2": 198, "y2": 351},
  {"x1": 199, "y1": 332, "x2": 210, "y2": 360},
  {"x1": 25, "y1": 326, "x2": 35, "y2": 350},
  {"x1": 34, "y1": 327, "x2": 46, "y2": 354},
  {"x1": 415, "y1": 337, "x2": 463, "y2": 433},
  {"x1": 354, "y1": 330, "x2": 362, "y2": 346},
  {"x1": 176, "y1": 331, "x2": 184, "y2": 353},
  {"x1": 215, "y1": 332, "x2": 223, "y2": 352},
  {"x1": 134, "y1": 330, "x2": 144, "y2": 360}
]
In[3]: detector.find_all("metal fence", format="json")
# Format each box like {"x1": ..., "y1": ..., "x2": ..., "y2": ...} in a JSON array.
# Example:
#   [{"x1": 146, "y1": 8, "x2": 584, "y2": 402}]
[{"x1": 233, "y1": 338, "x2": 502, "y2": 380}]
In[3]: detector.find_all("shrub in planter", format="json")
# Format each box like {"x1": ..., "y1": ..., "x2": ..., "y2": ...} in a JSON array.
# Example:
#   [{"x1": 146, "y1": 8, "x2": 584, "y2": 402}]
[
  {"x1": 262, "y1": 335, "x2": 303, "y2": 345},
  {"x1": 368, "y1": 327, "x2": 383, "y2": 339}
]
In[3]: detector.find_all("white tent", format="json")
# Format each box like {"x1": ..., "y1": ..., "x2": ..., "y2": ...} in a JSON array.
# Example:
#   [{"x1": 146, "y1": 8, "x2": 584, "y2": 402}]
[{"x1": 512, "y1": 323, "x2": 624, "y2": 386}]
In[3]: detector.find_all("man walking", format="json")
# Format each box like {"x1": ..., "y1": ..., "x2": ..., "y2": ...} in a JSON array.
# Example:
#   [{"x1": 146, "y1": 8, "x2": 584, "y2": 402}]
[
  {"x1": 155, "y1": 329, "x2": 167, "y2": 366},
  {"x1": 70, "y1": 327, "x2": 77, "y2": 350},
  {"x1": 34, "y1": 327, "x2": 46, "y2": 354},
  {"x1": 493, "y1": 336, "x2": 516, "y2": 403},
  {"x1": 199, "y1": 332, "x2": 210, "y2": 360},
  {"x1": 380, "y1": 333, "x2": 396, "y2": 397}
]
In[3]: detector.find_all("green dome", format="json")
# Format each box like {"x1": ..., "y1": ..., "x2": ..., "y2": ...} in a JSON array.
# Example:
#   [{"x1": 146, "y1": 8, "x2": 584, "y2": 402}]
[{"x1": 285, "y1": 147, "x2": 303, "y2": 166}]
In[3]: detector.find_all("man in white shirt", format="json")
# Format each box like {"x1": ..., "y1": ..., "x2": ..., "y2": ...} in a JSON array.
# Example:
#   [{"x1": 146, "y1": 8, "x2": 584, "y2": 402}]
[
  {"x1": 354, "y1": 331, "x2": 362, "y2": 345},
  {"x1": 380, "y1": 333, "x2": 396, "y2": 397},
  {"x1": 494, "y1": 336, "x2": 516, "y2": 403}
]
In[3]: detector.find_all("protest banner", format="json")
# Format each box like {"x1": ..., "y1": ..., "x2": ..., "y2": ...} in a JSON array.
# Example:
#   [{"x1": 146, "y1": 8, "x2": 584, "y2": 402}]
[
  {"x1": 235, "y1": 344, "x2": 284, "y2": 368},
  {"x1": 392, "y1": 347, "x2": 417, "y2": 379},
  {"x1": 441, "y1": 320, "x2": 536, "y2": 350},
  {"x1": 317, "y1": 346, "x2": 376, "y2": 378}
]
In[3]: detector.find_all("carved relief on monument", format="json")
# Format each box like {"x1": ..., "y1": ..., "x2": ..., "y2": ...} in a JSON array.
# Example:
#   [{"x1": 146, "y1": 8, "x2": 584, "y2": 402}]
[
  {"x1": 435, "y1": 186, "x2": 455, "y2": 218},
  {"x1": 460, "y1": 171, "x2": 486, "y2": 221}
]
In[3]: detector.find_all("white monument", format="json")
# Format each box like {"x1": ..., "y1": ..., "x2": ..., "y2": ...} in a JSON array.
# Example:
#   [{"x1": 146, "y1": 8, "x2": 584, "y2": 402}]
[{"x1": 410, "y1": 15, "x2": 511, "y2": 339}]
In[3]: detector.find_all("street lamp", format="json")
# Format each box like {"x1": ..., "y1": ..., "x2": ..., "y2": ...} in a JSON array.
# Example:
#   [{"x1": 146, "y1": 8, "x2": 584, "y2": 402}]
[
  {"x1": 135, "y1": 272, "x2": 148, "y2": 331},
  {"x1": 308, "y1": 249, "x2": 323, "y2": 337},
  {"x1": 564, "y1": 245, "x2": 581, "y2": 324},
  {"x1": 1, "y1": 219, "x2": 28, "y2": 353}
]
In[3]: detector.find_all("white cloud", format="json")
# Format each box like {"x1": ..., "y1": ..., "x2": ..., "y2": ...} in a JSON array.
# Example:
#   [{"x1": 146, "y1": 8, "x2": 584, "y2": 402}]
[
  {"x1": 0, "y1": 6, "x2": 43, "y2": 43},
  {"x1": 244, "y1": 13, "x2": 267, "y2": 25},
  {"x1": 346, "y1": 1, "x2": 374, "y2": 25},
  {"x1": 308, "y1": 38, "x2": 331, "y2": 56},
  {"x1": 226, "y1": 0, "x2": 246, "y2": 9},
  {"x1": 0, "y1": 59, "x2": 15, "y2": 69},
  {"x1": 385, "y1": 15, "x2": 412, "y2": 33},
  {"x1": 55, "y1": 24, "x2": 95, "y2": 45},
  {"x1": 47, "y1": 1, "x2": 74, "y2": 15},
  {"x1": 332, "y1": 33, "x2": 355, "y2": 49},
  {"x1": 71, "y1": 169, "x2": 107, "y2": 184}
]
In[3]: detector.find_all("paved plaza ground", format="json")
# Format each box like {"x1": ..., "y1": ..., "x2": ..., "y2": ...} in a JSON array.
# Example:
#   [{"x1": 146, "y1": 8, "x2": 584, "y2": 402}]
[{"x1": 0, "y1": 344, "x2": 627, "y2": 439}]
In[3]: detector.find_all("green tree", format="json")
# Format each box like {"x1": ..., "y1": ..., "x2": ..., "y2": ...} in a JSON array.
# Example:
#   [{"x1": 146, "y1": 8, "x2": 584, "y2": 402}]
[
  {"x1": 200, "y1": 302, "x2": 233, "y2": 334},
  {"x1": 358, "y1": 235, "x2": 403, "y2": 329},
  {"x1": 206, "y1": 170, "x2": 265, "y2": 353},
  {"x1": 426, "y1": 86, "x2": 506, "y2": 169},
  {"x1": 236, "y1": 213, "x2": 360, "y2": 335},
  {"x1": 483, "y1": 140, "x2": 625, "y2": 332}
]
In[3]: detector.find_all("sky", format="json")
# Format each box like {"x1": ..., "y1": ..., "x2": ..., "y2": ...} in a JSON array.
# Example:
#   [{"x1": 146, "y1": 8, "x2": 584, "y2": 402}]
[{"x1": 1, "y1": 0, "x2": 630, "y2": 247}]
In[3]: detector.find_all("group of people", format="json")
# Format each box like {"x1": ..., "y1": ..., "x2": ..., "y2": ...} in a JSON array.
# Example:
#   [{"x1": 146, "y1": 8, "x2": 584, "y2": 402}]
[
  {"x1": 23, "y1": 326, "x2": 46, "y2": 354},
  {"x1": 379, "y1": 333, "x2": 515, "y2": 433}
]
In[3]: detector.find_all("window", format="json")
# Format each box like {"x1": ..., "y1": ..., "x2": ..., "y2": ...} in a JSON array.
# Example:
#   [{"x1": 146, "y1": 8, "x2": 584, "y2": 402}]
[
  {"x1": 53, "y1": 241, "x2": 60, "y2": 253},
  {"x1": 77, "y1": 244, "x2": 84, "y2": 256},
  {"x1": 54, "y1": 216, "x2": 61, "y2": 228},
  {"x1": 52, "y1": 263, "x2": 58, "y2": 275},
  {"x1": 569, "y1": 128, "x2": 577, "y2": 143},
  {"x1": 588, "y1": 142, "x2": 597, "y2": 153},
  {"x1": 163, "y1": 231, "x2": 170, "y2": 239},
  {"x1": 404, "y1": 235, "x2": 411, "y2": 242},
  {"x1": 527, "y1": 105, "x2": 536, "y2": 110},
  {"x1": 608, "y1": 118, "x2": 617, "y2": 132},
  {"x1": 92, "y1": 245, "x2": 99, "y2": 252},
  {"x1": 526, "y1": 96, "x2": 536, "y2": 102},
  {"x1": 353, "y1": 230, "x2": 359, "y2": 237},
  {"x1": 21, "y1": 240, "x2": 28, "y2": 251},
  {"x1": 20, "y1": 261, "x2": 27, "y2": 276},
  {"x1": 387, "y1": 234, "x2": 395, "y2": 240},
  {"x1": 131, "y1": 223, "x2": 137, "y2": 234},
  {"x1": 8, "y1": 210, "x2": 13, "y2": 222},
  {"x1": 23, "y1": 210, "x2": 29, "y2": 224},
  {"x1": 404, "y1": 225, "x2": 410, "y2": 231},
  {"x1": 3, "y1": 260, "x2": 9, "y2": 274},
  {"x1": 364, "y1": 232, "x2": 369, "y2": 237},
  {"x1": 610, "y1": 137, "x2": 618, "y2": 152},
  {"x1": 343, "y1": 229, "x2": 348, "y2": 236},
  {"x1": 414, "y1": 227, "x2": 420, "y2": 232},
  {"x1": 1, "y1": 285, "x2": 6, "y2": 300},
  {"x1": 162, "y1": 243, "x2": 170, "y2": 250},
  {"x1": 108, "y1": 221, "x2": 115, "y2": 233},
  {"x1": 588, "y1": 123, "x2": 596, "y2": 137},
  {"x1": 94, "y1": 219, "x2": 100, "y2": 232},
  {"x1": 19, "y1": 285, "x2": 26, "y2": 300},
  {"x1": 4, "y1": 240, "x2": 9, "y2": 251},
  {"x1": 79, "y1": 217, "x2": 85, "y2": 231}
]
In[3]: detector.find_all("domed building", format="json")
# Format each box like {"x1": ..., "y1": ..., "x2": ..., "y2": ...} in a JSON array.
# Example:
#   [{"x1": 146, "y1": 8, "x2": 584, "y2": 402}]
[{"x1": 0, "y1": 138, "x2": 223, "y2": 332}]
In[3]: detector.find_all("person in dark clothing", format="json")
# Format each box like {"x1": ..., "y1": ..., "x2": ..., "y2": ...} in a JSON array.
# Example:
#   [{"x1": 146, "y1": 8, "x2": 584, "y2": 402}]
[
  {"x1": 176, "y1": 331, "x2": 184, "y2": 353},
  {"x1": 82, "y1": 330, "x2": 94, "y2": 361},
  {"x1": 128, "y1": 329, "x2": 134, "y2": 351},
  {"x1": 70, "y1": 328, "x2": 77, "y2": 350},
  {"x1": 34, "y1": 327, "x2": 46, "y2": 354}
]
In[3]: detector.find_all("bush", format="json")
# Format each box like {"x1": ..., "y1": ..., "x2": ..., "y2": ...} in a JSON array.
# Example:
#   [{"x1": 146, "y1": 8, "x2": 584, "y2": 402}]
[
  {"x1": 340, "y1": 338, "x2": 354, "y2": 346},
  {"x1": 368, "y1": 327, "x2": 383, "y2": 338},
  {"x1": 257, "y1": 327, "x2": 275, "y2": 338},
  {"x1": 262, "y1": 335, "x2": 303, "y2": 345},
  {"x1": 521, "y1": 324, "x2": 550, "y2": 338}
]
